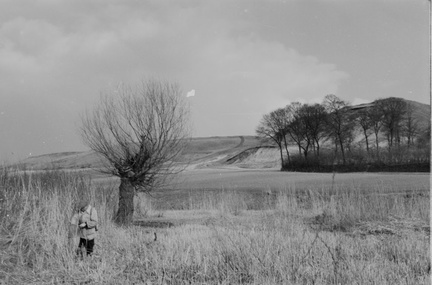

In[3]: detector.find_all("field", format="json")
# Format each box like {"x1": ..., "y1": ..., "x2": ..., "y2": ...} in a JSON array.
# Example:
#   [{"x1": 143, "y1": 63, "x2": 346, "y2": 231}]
[
  {"x1": 1, "y1": 137, "x2": 430, "y2": 284},
  {"x1": 1, "y1": 164, "x2": 430, "y2": 284}
]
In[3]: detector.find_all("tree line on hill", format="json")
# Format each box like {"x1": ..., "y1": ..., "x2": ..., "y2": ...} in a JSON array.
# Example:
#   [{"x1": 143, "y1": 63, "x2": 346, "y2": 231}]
[{"x1": 256, "y1": 94, "x2": 430, "y2": 172}]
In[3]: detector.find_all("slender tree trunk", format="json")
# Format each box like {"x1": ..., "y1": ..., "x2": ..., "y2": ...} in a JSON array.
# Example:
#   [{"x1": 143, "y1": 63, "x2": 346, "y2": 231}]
[
  {"x1": 278, "y1": 144, "x2": 285, "y2": 169},
  {"x1": 339, "y1": 136, "x2": 346, "y2": 165},
  {"x1": 375, "y1": 131, "x2": 380, "y2": 160},
  {"x1": 363, "y1": 130, "x2": 370, "y2": 153},
  {"x1": 389, "y1": 131, "x2": 394, "y2": 148},
  {"x1": 396, "y1": 128, "x2": 401, "y2": 147},
  {"x1": 115, "y1": 178, "x2": 135, "y2": 225},
  {"x1": 283, "y1": 135, "x2": 290, "y2": 165},
  {"x1": 395, "y1": 128, "x2": 399, "y2": 147},
  {"x1": 303, "y1": 142, "x2": 310, "y2": 163},
  {"x1": 315, "y1": 139, "x2": 320, "y2": 157},
  {"x1": 334, "y1": 138, "x2": 338, "y2": 163},
  {"x1": 365, "y1": 136, "x2": 369, "y2": 153}
]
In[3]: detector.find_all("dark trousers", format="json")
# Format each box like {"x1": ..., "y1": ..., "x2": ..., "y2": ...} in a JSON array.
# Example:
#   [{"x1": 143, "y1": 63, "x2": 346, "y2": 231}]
[{"x1": 78, "y1": 238, "x2": 95, "y2": 256}]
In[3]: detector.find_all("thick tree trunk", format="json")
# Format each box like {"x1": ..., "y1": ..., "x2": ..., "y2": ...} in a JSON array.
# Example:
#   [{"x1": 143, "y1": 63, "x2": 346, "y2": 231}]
[{"x1": 115, "y1": 178, "x2": 135, "y2": 225}]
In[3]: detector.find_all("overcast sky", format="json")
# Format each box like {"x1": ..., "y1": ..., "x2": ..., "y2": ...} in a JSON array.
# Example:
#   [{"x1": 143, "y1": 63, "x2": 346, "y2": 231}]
[{"x1": 0, "y1": 0, "x2": 430, "y2": 161}]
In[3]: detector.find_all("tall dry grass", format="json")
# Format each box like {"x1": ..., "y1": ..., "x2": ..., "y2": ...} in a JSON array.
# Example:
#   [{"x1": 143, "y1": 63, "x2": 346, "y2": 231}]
[
  {"x1": 276, "y1": 181, "x2": 429, "y2": 232},
  {"x1": 0, "y1": 168, "x2": 429, "y2": 284},
  {"x1": 0, "y1": 168, "x2": 117, "y2": 283}
]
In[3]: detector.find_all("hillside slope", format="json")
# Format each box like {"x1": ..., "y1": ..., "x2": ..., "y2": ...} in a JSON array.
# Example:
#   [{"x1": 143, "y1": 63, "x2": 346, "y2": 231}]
[
  {"x1": 15, "y1": 151, "x2": 106, "y2": 170},
  {"x1": 351, "y1": 99, "x2": 430, "y2": 129},
  {"x1": 405, "y1": 99, "x2": 430, "y2": 129},
  {"x1": 14, "y1": 136, "x2": 280, "y2": 171}
]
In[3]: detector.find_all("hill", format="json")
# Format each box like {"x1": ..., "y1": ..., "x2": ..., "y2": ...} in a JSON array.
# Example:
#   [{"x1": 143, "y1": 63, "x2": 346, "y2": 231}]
[
  {"x1": 404, "y1": 99, "x2": 430, "y2": 129},
  {"x1": 350, "y1": 98, "x2": 430, "y2": 129},
  {"x1": 13, "y1": 136, "x2": 281, "y2": 171}
]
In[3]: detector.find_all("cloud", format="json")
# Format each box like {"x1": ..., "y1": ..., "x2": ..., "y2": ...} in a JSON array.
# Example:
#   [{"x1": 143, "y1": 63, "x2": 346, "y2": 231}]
[
  {"x1": 183, "y1": 36, "x2": 348, "y2": 136},
  {"x1": 0, "y1": 0, "x2": 349, "y2": 157},
  {"x1": 0, "y1": 1, "x2": 348, "y2": 105}
]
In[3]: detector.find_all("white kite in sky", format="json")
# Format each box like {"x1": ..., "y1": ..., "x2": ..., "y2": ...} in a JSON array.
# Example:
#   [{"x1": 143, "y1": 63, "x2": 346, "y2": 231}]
[{"x1": 186, "y1": 89, "x2": 195, "y2": 98}]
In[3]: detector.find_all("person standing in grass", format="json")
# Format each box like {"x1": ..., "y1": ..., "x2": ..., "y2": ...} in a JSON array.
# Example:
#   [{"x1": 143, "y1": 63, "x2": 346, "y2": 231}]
[{"x1": 69, "y1": 198, "x2": 98, "y2": 256}]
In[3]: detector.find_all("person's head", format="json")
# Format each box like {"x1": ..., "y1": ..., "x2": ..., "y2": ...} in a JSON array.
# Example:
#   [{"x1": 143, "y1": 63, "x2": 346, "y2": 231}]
[{"x1": 76, "y1": 198, "x2": 89, "y2": 212}]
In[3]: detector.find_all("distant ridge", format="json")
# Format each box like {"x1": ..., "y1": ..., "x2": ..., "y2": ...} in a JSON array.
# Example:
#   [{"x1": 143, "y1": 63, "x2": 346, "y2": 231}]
[
  {"x1": 11, "y1": 136, "x2": 269, "y2": 171},
  {"x1": 7, "y1": 98, "x2": 430, "y2": 171}
]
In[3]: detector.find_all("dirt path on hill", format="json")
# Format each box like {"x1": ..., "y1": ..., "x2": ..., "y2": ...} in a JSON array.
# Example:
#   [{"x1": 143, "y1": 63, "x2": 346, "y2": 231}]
[{"x1": 233, "y1": 136, "x2": 245, "y2": 148}]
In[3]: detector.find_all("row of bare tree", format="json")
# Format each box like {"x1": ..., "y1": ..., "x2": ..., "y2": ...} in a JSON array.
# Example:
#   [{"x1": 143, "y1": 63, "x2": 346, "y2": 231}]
[{"x1": 256, "y1": 95, "x2": 430, "y2": 168}]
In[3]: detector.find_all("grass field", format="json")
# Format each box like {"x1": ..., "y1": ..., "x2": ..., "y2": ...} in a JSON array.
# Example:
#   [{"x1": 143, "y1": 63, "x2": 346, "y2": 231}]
[{"x1": 0, "y1": 167, "x2": 430, "y2": 284}]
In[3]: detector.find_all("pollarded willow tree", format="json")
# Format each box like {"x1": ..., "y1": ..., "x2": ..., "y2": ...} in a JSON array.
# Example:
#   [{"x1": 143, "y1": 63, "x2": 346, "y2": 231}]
[{"x1": 80, "y1": 79, "x2": 190, "y2": 225}]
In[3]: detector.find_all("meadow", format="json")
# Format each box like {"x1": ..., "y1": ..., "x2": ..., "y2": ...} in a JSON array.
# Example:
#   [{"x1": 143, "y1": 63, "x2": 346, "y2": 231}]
[{"x1": 0, "y1": 167, "x2": 430, "y2": 284}]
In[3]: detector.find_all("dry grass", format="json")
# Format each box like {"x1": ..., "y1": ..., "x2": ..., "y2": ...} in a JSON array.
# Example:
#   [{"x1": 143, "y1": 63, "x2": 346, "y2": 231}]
[{"x1": 0, "y1": 168, "x2": 430, "y2": 284}]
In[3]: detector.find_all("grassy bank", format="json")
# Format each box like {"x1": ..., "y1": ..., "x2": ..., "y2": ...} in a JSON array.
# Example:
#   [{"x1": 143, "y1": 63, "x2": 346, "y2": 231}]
[{"x1": 0, "y1": 169, "x2": 429, "y2": 284}]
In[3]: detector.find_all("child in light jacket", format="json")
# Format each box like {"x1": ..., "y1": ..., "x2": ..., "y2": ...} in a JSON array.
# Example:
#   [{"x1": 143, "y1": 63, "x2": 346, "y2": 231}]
[{"x1": 70, "y1": 198, "x2": 98, "y2": 256}]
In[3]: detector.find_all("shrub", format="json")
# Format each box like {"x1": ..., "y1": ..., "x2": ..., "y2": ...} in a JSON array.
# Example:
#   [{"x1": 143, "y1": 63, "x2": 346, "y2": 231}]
[{"x1": 282, "y1": 149, "x2": 430, "y2": 173}]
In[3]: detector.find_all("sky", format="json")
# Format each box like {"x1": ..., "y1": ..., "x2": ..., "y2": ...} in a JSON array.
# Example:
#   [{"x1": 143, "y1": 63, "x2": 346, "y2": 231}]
[{"x1": 0, "y1": 0, "x2": 430, "y2": 161}]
